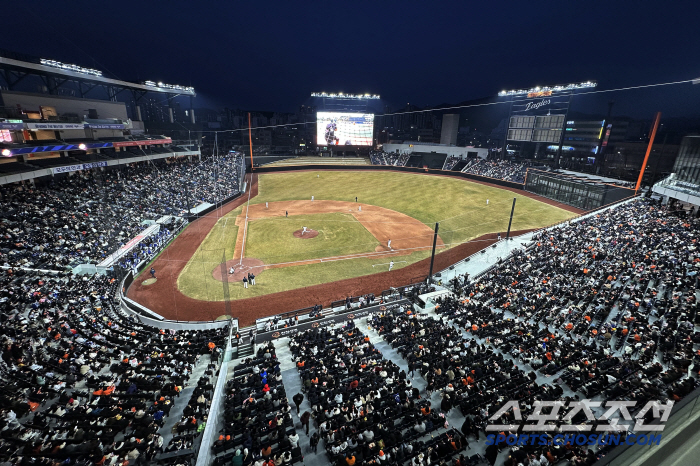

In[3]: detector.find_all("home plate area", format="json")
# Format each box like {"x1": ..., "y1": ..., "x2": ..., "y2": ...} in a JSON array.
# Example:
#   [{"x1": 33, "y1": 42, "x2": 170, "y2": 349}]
[
  {"x1": 293, "y1": 228, "x2": 318, "y2": 239},
  {"x1": 212, "y1": 258, "x2": 265, "y2": 282}
]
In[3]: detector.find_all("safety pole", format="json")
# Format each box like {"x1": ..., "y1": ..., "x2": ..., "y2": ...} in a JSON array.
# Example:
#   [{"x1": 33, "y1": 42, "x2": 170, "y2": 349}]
[
  {"x1": 635, "y1": 112, "x2": 661, "y2": 193},
  {"x1": 248, "y1": 112, "x2": 254, "y2": 171},
  {"x1": 428, "y1": 222, "x2": 439, "y2": 282},
  {"x1": 506, "y1": 197, "x2": 517, "y2": 239}
]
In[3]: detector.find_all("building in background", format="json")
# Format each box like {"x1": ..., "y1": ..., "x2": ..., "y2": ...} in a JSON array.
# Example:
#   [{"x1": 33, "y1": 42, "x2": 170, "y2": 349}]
[
  {"x1": 0, "y1": 50, "x2": 200, "y2": 180},
  {"x1": 499, "y1": 81, "x2": 597, "y2": 162},
  {"x1": 547, "y1": 119, "x2": 628, "y2": 172},
  {"x1": 440, "y1": 114, "x2": 459, "y2": 145},
  {"x1": 603, "y1": 140, "x2": 679, "y2": 183}
]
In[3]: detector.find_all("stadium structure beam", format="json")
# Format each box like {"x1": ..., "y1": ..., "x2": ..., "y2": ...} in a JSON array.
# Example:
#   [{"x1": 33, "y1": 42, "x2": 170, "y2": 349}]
[
  {"x1": 635, "y1": 112, "x2": 662, "y2": 193},
  {"x1": 506, "y1": 198, "x2": 517, "y2": 239},
  {"x1": 131, "y1": 89, "x2": 148, "y2": 103},
  {"x1": 78, "y1": 81, "x2": 98, "y2": 98},
  {"x1": 1, "y1": 69, "x2": 29, "y2": 89},
  {"x1": 106, "y1": 85, "x2": 128, "y2": 101},
  {"x1": 0, "y1": 56, "x2": 196, "y2": 96},
  {"x1": 428, "y1": 222, "x2": 439, "y2": 282},
  {"x1": 41, "y1": 75, "x2": 69, "y2": 95}
]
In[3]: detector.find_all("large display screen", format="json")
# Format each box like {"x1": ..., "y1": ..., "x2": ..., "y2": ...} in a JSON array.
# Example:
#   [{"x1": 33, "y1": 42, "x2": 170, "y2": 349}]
[{"x1": 316, "y1": 112, "x2": 374, "y2": 146}]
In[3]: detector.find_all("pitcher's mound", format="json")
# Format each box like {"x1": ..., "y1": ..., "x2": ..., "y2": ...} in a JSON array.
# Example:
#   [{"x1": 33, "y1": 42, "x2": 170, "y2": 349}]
[
  {"x1": 212, "y1": 258, "x2": 265, "y2": 283},
  {"x1": 293, "y1": 229, "x2": 318, "y2": 239},
  {"x1": 142, "y1": 278, "x2": 158, "y2": 286}
]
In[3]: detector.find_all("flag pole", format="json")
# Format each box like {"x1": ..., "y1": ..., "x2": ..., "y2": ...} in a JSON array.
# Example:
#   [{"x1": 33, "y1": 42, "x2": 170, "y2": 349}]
[{"x1": 248, "y1": 112, "x2": 254, "y2": 171}]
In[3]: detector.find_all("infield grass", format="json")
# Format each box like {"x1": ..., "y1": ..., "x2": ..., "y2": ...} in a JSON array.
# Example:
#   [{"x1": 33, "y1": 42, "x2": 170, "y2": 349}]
[{"x1": 245, "y1": 212, "x2": 379, "y2": 264}]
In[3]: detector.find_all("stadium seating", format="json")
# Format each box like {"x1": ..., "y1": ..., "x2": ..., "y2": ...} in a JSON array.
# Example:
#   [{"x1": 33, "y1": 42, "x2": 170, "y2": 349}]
[
  {"x1": 369, "y1": 151, "x2": 409, "y2": 167},
  {"x1": 0, "y1": 152, "x2": 246, "y2": 463},
  {"x1": 287, "y1": 322, "x2": 470, "y2": 465},
  {"x1": 0, "y1": 153, "x2": 244, "y2": 270},
  {"x1": 460, "y1": 159, "x2": 528, "y2": 183},
  {"x1": 211, "y1": 342, "x2": 303, "y2": 465},
  {"x1": 0, "y1": 267, "x2": 228, "y2": 465}
]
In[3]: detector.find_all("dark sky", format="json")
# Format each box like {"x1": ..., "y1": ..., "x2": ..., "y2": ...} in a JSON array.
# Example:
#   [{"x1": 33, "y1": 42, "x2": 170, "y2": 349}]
[{"x1": 4, "y1": 1, "x2": 700, "y2": 116}]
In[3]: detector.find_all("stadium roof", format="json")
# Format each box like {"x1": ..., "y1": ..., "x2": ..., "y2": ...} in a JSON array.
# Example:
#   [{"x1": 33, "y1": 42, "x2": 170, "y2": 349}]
[{"x1": 0, "y1": 52, "x2": 195, "y2": 96}]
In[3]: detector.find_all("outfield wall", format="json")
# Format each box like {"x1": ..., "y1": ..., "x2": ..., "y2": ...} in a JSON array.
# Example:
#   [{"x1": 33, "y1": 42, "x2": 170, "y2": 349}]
[{"x1": 251, "y1": 164, "x2": 525, "y2": 190}]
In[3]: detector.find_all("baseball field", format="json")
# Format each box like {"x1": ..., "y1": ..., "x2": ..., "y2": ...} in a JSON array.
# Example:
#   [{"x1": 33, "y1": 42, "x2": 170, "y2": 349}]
[{"x1": 170, "y1": 170, "x2": 575, "y2": 301}]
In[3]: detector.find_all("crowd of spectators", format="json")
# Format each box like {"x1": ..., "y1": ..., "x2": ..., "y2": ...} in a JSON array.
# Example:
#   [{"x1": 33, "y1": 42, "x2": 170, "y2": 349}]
[
  {"x1": 442, "y1": 156, "x2": 460, "y2": 171},
  {"x1": 0, "y1": 265, "x2": 228, "y2": 465},
  {"x1": 212, "y1": 342, "x2": 301, "y2": 465},
  {"x1": 0, "y1": 153, "x2": 244, "y2": 270},
  {"x1": 3, "y1": 135, "x2": 700, "y2": 466},
  {"x1": 116, "y1": 225, "x2": 178, "y2": 273},
  {"x1": 417, "y1": 198, "x2": 699, "y2": 463},
  {"x1": 0, "y1": 152, "x2": 244, "y2": 465},
  {"x1": 461, "y1": 159, "x2": 528, "y2": 183},
  {"x1": 369, "y1": 151, "x2": 409, "y2": 167},
  {"x1": 289, "y1": 322, "x2": 470, "y2": 466}
]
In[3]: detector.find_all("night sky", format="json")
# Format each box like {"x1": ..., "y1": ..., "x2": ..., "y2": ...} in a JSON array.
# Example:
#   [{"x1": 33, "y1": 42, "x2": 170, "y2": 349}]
[{"x1": 4, "y1": 1, "x2": 700, "y2": 116}]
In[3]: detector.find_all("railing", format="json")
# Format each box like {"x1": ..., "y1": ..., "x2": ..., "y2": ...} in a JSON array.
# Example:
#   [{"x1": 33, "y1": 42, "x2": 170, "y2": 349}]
[
  {"x1": 653, "y1": 172, "x2": 676, "y2": 187},
  {"x1": 653, "y1": 172, "x2": 700, "y2": 199},
  {"x1": 253, "y1": 305, "x2": 319, "y2": 329},
  {"x1": 195, "y1": 326, "x2": 233, "y2": 466},
  {"x1": 118, "y1": 270, "x2": 236, "y2": 330}
]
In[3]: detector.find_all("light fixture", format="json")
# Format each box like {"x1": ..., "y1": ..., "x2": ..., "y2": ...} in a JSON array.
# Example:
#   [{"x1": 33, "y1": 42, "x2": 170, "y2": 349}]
[
  {"x1": 40, "y1": 58, "x2": 102, "y2": 77},
  {"x1": 1, "y1": 149, "x2": 11, "y2": 156},
  {"x1": 311, "y1": 92, "x2": 380, "y2": 99},
  {"x1": 78, "y1": 144, "x2": 87, "y2": 150},
  {"x1": 498, "y1": 81, "x2": 597, "y2": 96},
  {"x1": 144, "y1": 81, "x2": 194, "y2": 93}
]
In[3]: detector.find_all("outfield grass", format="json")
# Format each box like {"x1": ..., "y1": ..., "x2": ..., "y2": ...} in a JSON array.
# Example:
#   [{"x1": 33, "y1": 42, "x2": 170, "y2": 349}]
[
  {"x1": 254, "y1": 171, "x2": 572, "y2": 246},
  {"x1": 245, "y1": 212, "x2": 379, "y2": 264},
  {"x1": 177, "y1": 171, "x2": 575, "y2": 301}
]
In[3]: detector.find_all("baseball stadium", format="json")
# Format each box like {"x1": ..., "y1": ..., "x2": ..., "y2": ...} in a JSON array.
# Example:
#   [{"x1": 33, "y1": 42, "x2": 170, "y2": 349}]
[{"x1": 1, "y1": 5, "x2": 699, "y2": 466}]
